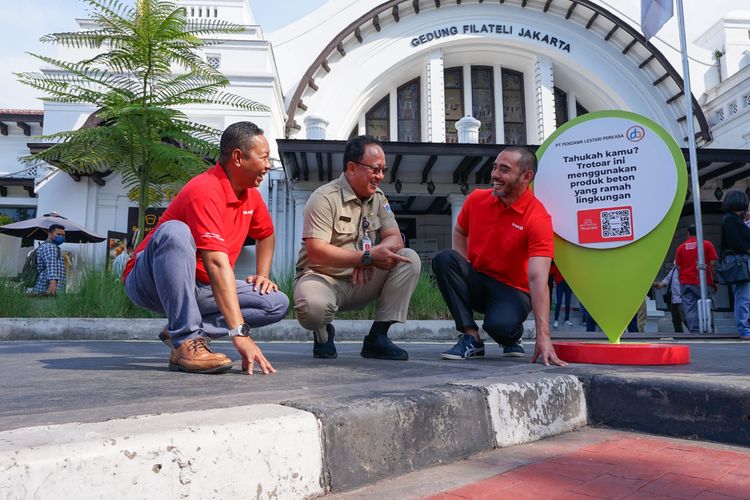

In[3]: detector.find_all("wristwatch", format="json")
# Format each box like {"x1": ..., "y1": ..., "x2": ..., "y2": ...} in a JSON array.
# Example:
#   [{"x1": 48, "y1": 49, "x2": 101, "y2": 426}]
[
  {"x1": 361, "y1": 250, "x2": 373, "y2": 267},
  {"x1": 228, "y1": 323, "x2": 251, "y2": 338}
]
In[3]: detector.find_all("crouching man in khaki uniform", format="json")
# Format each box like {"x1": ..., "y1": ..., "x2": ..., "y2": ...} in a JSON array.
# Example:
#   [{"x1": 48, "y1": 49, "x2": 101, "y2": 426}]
[{"x1": 294, "y1": 135, "x2": 421, "y2": 360}]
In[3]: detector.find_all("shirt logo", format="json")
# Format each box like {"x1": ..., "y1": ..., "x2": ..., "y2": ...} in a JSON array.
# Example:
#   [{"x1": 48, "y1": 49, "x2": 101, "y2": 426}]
[
  {"x1": 243, "y1": 210, "x2": 254, "y2": 215},
  {"x1": 201, "y1": 232, "x2": 225, "y2": 242},
  {"x1": 512, "y1": 223, "x2": 524, "y2": 231}
]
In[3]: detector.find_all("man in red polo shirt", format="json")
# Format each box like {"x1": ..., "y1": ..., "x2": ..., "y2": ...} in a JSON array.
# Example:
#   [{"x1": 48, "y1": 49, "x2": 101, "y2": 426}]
[
  {"x1": 432, "y1": 146, "x2": 565, "y2": 366},
  {"x1": 124, "y1": 122, "x2": 288, "y2": 375},
  {"x1": 674, "y1": 224, "x2": 718, "y2": 332}
]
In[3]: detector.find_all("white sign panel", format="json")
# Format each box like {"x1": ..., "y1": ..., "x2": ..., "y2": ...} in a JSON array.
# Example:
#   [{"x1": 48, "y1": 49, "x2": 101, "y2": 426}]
[{"x1": 534, "y1": 113, "x2": 678, "y2": 249}]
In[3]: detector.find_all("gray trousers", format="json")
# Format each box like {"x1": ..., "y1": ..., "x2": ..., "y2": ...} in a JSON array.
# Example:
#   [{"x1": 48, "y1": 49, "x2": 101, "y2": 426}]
[{"x1": 124, "y1": 221, "x2": 289, "y2": 346}]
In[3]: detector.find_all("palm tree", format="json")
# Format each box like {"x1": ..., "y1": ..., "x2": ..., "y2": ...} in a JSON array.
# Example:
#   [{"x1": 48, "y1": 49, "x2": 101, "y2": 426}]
[{"x1": 17, "y1": 0, "x2": 268, "y2": 243}]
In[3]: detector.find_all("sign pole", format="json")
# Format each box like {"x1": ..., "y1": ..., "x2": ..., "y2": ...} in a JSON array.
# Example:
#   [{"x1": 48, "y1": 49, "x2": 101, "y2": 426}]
[{"x1": 676, "y1": 0, "x2": 712, "y2": 333}]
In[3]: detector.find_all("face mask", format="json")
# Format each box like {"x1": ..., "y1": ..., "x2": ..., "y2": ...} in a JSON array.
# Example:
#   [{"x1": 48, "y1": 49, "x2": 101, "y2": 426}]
[{"x1": 52, "y1": 235, "x2": 65, "y2": 245}]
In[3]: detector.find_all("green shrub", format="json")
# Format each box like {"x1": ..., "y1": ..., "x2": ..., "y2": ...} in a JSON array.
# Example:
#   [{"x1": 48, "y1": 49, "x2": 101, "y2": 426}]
[
  {"x1": 53, "y1": 268, "x2": 161, "y2": 318},
  {"x1": 0, "y1": 279, "x2": 35, "y2": 317}
]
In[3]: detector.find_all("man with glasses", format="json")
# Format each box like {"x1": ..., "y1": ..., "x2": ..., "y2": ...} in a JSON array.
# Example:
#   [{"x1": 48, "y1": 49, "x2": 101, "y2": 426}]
[
  {"x1": 123, "y1": 121, "x2": 289, "y2": 375},
  {"x1": 432, "y1": 146, "x2": 566, "y2": 366},
  {"x1": 294, "y1": 135, "x2": 421, "y2": 360}
]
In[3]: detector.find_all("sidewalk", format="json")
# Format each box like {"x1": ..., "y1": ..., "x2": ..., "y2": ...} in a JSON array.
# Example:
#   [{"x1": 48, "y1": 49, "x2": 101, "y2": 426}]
[
  {"x1": 0, "y1": 320, "x2": 749, "y2": 498},
  {"x1": 329, "y1": 428, "x2": 750, "y2": 499}
]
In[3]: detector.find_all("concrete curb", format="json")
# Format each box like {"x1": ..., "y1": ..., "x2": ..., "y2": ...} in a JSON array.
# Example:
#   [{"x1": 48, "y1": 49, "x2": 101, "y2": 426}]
[
  {"x1": 580, "y1": 372, "x2": 750, "y2": 447},
  {"x1": 0, "y1": 374, "x2": 586, "y2": 498},
  {"x1": 0, "y1": 405, "x2": 324, "y2": 499},
  {"x1": 0, "y1": 318, "x2": 537, "y2": 342}
]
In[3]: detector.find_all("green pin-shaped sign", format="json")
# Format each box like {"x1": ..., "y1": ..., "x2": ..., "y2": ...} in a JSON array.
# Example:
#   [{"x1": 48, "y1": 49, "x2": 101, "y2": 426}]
[{"x1": 534, "y1": 110, "x2": 687, "y2": 343}]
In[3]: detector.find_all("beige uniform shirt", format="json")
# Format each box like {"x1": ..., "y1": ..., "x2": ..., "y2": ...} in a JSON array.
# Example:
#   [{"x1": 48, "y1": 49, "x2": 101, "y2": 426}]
[{"x1": 295, "y1": 173, "x2": 399, "y2": 278}]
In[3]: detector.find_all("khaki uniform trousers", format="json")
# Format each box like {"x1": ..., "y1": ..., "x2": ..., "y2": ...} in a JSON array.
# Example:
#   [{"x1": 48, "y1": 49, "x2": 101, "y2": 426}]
[{"x1": 294, "y1": 248, "x2": 421, "y2": 342}]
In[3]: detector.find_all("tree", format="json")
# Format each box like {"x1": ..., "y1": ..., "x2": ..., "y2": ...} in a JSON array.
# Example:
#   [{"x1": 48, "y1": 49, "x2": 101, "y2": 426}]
[{"x1": 17, "y1": 0, "x2": 268, "y2": 243}]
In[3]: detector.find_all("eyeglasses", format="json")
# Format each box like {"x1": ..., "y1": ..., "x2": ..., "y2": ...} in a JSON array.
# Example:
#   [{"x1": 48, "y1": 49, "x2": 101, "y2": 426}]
[{"x1": 353, "y1": 160, "x2": 388, "y2": 176}]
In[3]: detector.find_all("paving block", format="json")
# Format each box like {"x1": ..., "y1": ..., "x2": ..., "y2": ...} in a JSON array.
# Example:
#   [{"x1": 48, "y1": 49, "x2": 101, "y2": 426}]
[
  {"x1": 286, "y1": 385, "x2": 494, "y2": 492},
  {"x1": 0, "y1": 404, "x2": 323, "y2": 500},
  {"x1": 453, "y1": 373, "x2": 588, "y2": 447}
]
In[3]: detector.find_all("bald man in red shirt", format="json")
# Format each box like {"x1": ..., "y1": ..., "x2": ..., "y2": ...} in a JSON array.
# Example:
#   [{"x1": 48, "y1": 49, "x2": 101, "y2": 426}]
[
  {"x1": 124, "y1": 122, "x2": 288, "y2": 375},
  {"x1": 432, "y1": 147, "x2": 565, "y2": 366}
]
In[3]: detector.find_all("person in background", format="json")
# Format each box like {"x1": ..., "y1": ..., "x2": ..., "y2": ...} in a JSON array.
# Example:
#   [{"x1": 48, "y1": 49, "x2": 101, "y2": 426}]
[
  {"x1": 720, "y1": 190, "x2": 750, "y2": 340},
  {"x1": 112, "y1": 244, "x2": 133, "y2": 277},
  {"x1": 674, "y1": 224, "x2": 718, "y2": 333},
  {"x1": 33, "y1": 223, "x2": 66, "y2": 296},
  {"x1": 653, "y1": 265, "x2": 686, "y2": 333},
  {"x1": 550, "y1": 262, "x2": 573, "y2": 328}
]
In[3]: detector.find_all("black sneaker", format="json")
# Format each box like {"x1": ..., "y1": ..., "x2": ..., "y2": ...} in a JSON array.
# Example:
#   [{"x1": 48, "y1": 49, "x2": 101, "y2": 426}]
[
  {"x1": 313, "y1": 324, "x2": 337, "y2": 359},
  {"x1": 361, "y1": 335, "x2": 408, "y2": 361}
]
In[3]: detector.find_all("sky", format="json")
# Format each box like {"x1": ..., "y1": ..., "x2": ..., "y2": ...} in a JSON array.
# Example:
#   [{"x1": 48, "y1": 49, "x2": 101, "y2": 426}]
[{"x1": 0, "y1": 0, "x2": 326, "y2": 110}]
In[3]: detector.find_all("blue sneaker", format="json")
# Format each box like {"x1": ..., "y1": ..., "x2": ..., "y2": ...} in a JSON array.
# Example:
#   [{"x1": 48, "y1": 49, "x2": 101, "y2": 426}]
[
  {"x1": 313, "y1": 324, "x2": 337, "y2": 359},
  {"x1": 503, "y1": 339, "x2": 525, "y2": 357},
  {"x1": 441, "y1": 334, "x2": 485, "y2": 360}
]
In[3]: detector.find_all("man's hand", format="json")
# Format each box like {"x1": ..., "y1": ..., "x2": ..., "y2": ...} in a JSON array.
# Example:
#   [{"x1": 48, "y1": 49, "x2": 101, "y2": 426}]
[
  {"x1": 531, "y1": 336, "x2": 568, "y2": 366},
  {"x1": 232, "y1": 336, "x2": 276, "y2": 375},
  {"x1": 351, "y1": 265, "x2": 374, "y2": 285},
  {"x1": 371, "y1": 246, "x2": 412, "y2": 270},
  {"x1": 46, "y1": 280, "x2": 58, "y2": 296},
  {"x1": 246, "y1": 274, "x2": 279, "y2": 294}
]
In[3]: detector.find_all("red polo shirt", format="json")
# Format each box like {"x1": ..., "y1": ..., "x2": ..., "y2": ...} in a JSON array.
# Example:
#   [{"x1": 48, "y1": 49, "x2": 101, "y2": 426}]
[
  {"x1": 458, "y1": 188, "x2": 554, "y2": 293},
  {"x1": 124, "y1": 164, "x2": 274, "y2": 284},
  {"x1": 675, "y1": 236, "x2": 718, "y2": 286}
]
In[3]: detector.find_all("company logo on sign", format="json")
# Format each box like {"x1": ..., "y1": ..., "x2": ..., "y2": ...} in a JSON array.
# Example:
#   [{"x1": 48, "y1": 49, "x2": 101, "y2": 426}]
[{"x1": 626, "y1": 126, "x2": 645, "y2": 142}]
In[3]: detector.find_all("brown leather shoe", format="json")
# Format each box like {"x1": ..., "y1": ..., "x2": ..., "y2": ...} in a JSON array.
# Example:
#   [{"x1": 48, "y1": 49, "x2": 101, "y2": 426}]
[
  {"x1": 169, "y1": 337, "x2": 233, "y2": 374},
  {"x1": 160, "y1": 328, "x2": 229, "y2": 360}
]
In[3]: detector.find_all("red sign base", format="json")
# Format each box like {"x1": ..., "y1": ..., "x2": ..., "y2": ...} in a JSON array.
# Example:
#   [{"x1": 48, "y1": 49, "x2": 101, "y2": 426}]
[{"x1": 552, "y1": 341, "x2": 690, "y2": 365}]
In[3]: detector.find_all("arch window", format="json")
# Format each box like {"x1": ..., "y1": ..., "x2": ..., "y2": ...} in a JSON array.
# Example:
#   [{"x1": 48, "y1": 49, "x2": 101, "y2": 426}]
[
  {"x1": 365, "y1": 95, "x2": 389, "y2": 141},
  {"x1": 471, "y1": 66, "x2": 495, "y2": 144},
  {"x1": 444, "y1": 67, "x2": 464, "y2": 143},
  {"x1": 502, "y1": 69, "x2": 526, "y2": 145},
  {"x1": 397, "y1": 78, "x2": 420, "y2": 142}
]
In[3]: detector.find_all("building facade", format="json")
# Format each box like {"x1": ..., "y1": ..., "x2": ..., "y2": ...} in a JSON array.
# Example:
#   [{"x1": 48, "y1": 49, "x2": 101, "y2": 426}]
[{"x1": 1, "y1": 1, "x2": 749, "y2": 303}]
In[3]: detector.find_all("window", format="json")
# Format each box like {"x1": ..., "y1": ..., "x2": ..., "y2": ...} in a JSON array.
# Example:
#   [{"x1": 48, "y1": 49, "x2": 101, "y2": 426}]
[
  {"x1": 444, "y1": 67, "x2": 464, "y2": 143},
  {"x1": 471, "y1": 66, "x2": 495, "y2": 144},
  {"x1": 576, "y1": 101, "x2": 589, "y2": 117},
  {"x1": 349, "y1": 124, "x2": 359, "y2": 139},
  {"x1": 365, "y1": 96, "x2": 389, "y2": 141},
  {"x1": 397, "y1": 78, "x2": 420, "y2": 142},
  {"x1": 502, "y1": 69, "x2": 526, "y2": 144},
  {"x1": 554, "y1": 87, "x2": 569, "y2": 128}
]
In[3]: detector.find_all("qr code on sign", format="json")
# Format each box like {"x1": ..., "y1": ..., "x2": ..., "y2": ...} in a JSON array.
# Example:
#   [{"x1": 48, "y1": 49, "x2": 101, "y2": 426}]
[{"x1": 601, "y1": 208, "x2": 632, "y2": 238}]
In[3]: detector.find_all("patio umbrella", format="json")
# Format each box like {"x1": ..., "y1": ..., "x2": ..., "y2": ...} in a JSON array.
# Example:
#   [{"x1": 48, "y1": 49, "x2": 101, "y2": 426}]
[{"x1": 0, "y1": 212, "x2": 105, "y2": 243}]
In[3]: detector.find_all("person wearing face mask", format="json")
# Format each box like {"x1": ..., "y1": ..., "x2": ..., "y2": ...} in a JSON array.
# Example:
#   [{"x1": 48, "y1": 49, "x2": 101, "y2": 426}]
[
  {"x1": 293, "y1": 135, "x2": 421, "y2": 361},
  {"x1": 33, "y1": 223, "x2": 67, "y2": 295}
]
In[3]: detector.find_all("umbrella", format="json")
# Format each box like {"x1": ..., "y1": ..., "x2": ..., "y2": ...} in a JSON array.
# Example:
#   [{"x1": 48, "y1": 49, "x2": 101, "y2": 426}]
[{"x1": 0, "y1": 212, "x2": 105, "y2": 243}]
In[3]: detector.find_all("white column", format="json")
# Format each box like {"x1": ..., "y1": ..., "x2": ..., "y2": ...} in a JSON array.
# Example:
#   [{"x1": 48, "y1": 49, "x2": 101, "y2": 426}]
[
  {"x1": 534, "y1": 55, "x2": 556, "y2": 142},
  {"x1": 292, "y1": 191, "x2": 310, "y2": 266},
  {"x1": 425, "y1": 49, "x2": 445, "y2": 143},
  {"x1": 447, "y1": 193, "x2": 466, "y2": 233},
  {"x1": 494, "y1": 64, "x2": 505, "y2": 143},
  {"x1": 303, "y1": 115, "x2": 329, "y2": 140},
  {"x1": 462, "y1": 65, "x2": 472, "y2": 118},
  {"x1": 456, "y1": 116, "x2": 481, "y2": 144},
  {"x1": 389, "y1": 87, "x2": 398, "y2": 140}
]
